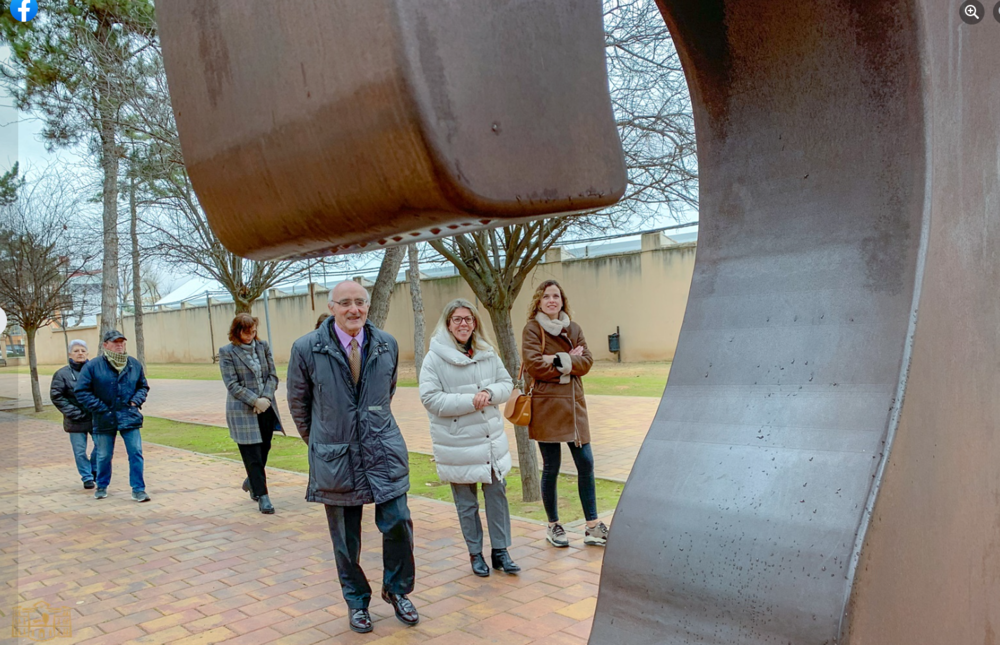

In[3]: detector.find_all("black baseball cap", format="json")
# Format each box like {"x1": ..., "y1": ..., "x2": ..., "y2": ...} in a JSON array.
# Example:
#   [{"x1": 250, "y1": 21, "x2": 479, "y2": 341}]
[{"x1": 102, "y1": 329, "x2": 127, "y2": 343}]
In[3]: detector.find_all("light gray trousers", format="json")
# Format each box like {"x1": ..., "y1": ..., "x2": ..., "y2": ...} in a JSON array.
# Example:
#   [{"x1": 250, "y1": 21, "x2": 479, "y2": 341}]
[{"x1": 449, "y1": 471, "x2": 512, "y2": 554}]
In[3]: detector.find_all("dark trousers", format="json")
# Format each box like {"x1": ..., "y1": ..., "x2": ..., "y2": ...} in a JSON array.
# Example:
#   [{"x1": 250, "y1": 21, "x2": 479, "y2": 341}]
[
  {"x1": 538, "y1": 442, "x2": 598, "y2": 523},
  {"x1": 237, "y1": 407, "x2": 276, "y2": 497},
  {"x1": 323, "y1": 494, "x2": 415, "y2": 609}
]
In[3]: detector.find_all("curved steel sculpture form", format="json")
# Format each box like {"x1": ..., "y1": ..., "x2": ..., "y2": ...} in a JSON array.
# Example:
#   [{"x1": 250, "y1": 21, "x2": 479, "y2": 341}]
[{"x1": 158, "y1": 0, "x2": 1000, "y2": 642}]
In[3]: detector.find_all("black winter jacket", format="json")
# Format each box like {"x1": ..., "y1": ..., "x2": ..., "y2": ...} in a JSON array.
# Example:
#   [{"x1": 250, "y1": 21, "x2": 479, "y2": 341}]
[
  {"x1": 50, "y1": 361, "x2": 93, "y2": 433},
  {"x1": 74, "y1": 356, "x2": 149, "y2": 434},
  {"x1": 286, "y1": 320, "x2": 410, "y2": 506}
]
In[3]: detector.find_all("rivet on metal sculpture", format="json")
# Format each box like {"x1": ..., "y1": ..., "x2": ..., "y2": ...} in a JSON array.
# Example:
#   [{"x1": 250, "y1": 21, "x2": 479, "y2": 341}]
[{"x1": 158, "y1": 0, "x2": 1000, "y2": 642}]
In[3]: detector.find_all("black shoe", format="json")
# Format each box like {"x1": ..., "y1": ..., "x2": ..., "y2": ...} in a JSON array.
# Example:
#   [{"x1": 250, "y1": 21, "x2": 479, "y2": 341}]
[
  {"x1": 242, "y1": 478, "x2": 259, "y2": 501},
  {"x1": 257, "y1": 494, "x2": 274, "y2": 514},
  {"x1": 381, "y1": 589, "x2": 419, "y2": 626},
  {"x1": 491, "y1": 548, "x2": 521, "y2": 574},
  {"x1": 470, "y1": 552, "x2": 490, "y2": 577},
  {"x1": 83, "y1": 481, "x2": 96, "y2": 490},
  {"x1": 348, "y1": 608, "x2": 373, "y2": 634}
]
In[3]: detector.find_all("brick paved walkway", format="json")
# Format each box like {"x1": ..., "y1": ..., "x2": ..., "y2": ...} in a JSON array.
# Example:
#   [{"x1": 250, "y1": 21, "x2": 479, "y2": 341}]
[
  {"x1": 1, "y1": 375, "x2": 658, "y2": 482},
  {"x1": 8, "y1": 413, "x2": 609, "y2": 644}
]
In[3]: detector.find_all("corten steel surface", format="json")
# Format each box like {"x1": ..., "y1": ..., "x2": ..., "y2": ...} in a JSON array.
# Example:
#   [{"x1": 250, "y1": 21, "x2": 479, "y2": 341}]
[
  {"x1": 156, "y1": 0, "x2": 626, "y2": 260},
  {"x1": 591, "y1": 1, "x2": 1000, "y2": 643},
  {"x1": 156, "y1": 0, "x2": 1000, "y2": 642}
]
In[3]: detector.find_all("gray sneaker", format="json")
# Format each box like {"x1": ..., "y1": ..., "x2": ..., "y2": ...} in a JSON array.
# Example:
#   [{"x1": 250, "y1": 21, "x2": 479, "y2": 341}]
[
  {"x1": 131, "y1": 491, "x2": 151, "y2": 503},
  {"x1": 94, "y1": 488, "x2": 107, "y2": 499},
  {"x1": 584, "y1": 522, "x2": 609, "y2": 546},
  {"x1": 546, "y1": 522, "x2": 570, "y2": 548}
]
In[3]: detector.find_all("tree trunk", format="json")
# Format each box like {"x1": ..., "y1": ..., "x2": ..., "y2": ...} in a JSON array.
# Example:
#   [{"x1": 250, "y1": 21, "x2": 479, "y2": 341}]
[
  {"x1": 98, "y1": 107, "x2": 119, "y2": 347},
  {"x1": 487, "y1": 306, "x2": 541, "y2": 502},
  {"x1": 129, "y1": 173, "x2": 145, "y2": 368},
  {"x1": 407, "y1": 244, "x2": 426, "y2": 376},
  {"x1": 25, "y1": 326, "x2": 42, "y2": 412},
  {"x1": 234, "y1": 299, "x2": 252, "y2": 315},
  {"x1": 368, "y1": 246, "x2": 406, "y2": 329}
]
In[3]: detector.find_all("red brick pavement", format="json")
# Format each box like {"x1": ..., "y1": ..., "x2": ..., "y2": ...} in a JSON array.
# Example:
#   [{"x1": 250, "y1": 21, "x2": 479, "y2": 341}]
[{"x1": 7, "y1": 414, "x2": 611, "y2": 644}]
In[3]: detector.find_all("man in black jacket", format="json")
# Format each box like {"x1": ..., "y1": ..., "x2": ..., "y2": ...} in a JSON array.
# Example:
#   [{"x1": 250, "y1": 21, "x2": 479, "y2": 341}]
[
  {"x1": 75, "y1": 330, "x2": 151, "y2": 502},
  {"x1": 50, "y1": 339, "x2": 96, "y2": 489},
  {"x1": 287, "y1": 280, "x2": 417, "y2": 634}
]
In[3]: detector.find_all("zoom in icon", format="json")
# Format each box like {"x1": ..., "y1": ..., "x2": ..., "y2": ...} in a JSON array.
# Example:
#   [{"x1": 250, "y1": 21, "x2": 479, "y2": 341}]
[{"x1": 961, "y1": 0, "x2": 985, "y2": 23}]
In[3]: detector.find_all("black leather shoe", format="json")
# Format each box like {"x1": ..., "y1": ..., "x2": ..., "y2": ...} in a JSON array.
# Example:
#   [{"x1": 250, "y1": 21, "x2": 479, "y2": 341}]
[
  {"x1": 242, "y1": 478, "x2": 259, "y2": 501},
  {"x1": 491, "y1": 548, "x2": 521, "y2": 574},
  {"x1": 348, "y1": 608, "x2": 373, "y2": 633},
  {"x1": 257, "y1": 494, "x2": 274, "y2": 514},
  {"x1": 470, "y1": 552, "x2": 490, "y2": 577},
  {"x1": 381, "y1": 589, "x2": 419, "y2": 626}
]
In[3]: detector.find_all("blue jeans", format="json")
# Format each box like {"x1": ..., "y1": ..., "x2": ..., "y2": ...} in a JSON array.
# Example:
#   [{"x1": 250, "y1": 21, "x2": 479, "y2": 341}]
[
  {"x1": 69, "y1": 433, "x2": 97, "y2": 483},
  {"x1": 93, "y1": 430, "x2": 145, "y2": 493},
  {"x1": 538, "y1": 442, "x2": 598, "y2": 523}
]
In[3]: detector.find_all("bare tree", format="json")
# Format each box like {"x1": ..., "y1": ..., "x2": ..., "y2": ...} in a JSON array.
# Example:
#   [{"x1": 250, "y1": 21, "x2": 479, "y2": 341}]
[
  {"x1": 0, "y1": 1, "x2": 158, "y2": 342},
  {"x1": 407, "y1": 244, "x2": 426, "y2": 376},
  {"x1": 367, "y1": 247, "x2": 407, "y2": 329},
  {"x1": 603, "y1": 0, "x2": 697, "y2": 222},
  {"x1": 0, "y1": 176, "x2": 98, "y2": 411},
  {"x1": 128, "y1": 168, "x2": 145, "y2": 366}
]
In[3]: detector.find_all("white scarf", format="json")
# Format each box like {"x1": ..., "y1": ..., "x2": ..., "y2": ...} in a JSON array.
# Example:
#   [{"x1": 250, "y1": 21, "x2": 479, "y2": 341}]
[
  {"x1": 535, "y1": 311, "x2": 571, "y2": 335},
  {"x1": 535, "y1": 312, "x2": 573, "y2": 383}
]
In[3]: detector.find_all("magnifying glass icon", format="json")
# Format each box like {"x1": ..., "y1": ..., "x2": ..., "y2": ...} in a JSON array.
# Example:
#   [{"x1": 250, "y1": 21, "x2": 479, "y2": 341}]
[{"x1": 966, "y1": 4, "x2": 981, "y2": 18}]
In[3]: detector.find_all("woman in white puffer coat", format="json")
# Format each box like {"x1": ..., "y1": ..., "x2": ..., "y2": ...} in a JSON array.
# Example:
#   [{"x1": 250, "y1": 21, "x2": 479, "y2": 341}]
[{"x1": 419, "y1": 298, "x2": 520, "y2": 578}]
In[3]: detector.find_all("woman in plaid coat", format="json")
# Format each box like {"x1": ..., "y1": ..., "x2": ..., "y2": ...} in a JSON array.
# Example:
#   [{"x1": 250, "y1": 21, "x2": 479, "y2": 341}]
[{"x1": 219, "y1": 313, "x2": 284, "y2": 514}]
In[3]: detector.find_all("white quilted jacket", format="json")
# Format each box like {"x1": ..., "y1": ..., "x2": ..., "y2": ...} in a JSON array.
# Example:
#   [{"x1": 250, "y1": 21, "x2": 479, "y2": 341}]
[{"x1": 418, "y1": 332, "x2": 514, "y2": 484}]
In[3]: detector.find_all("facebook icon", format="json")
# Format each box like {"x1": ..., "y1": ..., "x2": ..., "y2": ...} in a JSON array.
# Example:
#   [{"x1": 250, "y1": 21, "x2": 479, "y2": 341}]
[{"x1": 9, "y1": 0, "x2": 38, "y2": 22}]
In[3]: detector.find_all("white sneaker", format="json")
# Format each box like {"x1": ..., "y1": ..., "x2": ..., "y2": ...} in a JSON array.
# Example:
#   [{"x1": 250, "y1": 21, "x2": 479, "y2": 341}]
[
  {"x1": 584, "y1": 522, "x2": 609, "y2": 546},
  {"x1": 546, "y1": 522, "x2": 570, "y2": 548}
]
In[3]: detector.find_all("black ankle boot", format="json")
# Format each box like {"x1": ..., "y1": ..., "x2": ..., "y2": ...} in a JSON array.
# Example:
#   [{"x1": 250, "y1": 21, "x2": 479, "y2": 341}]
[
  {"x1": 491, "y1": 548, "x2": 521, "y2": 574},
  {"x1": 470, "y1": 552, "x2": 490, "y2": 577},
  {"x1": 258, "y1": 494, "x2": 274, "y2": 514}
]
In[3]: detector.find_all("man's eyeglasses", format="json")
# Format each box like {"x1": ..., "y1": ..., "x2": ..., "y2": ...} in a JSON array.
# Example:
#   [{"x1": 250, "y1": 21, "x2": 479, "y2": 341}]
[
  {"x1": 450, "y1": 316, "x2": 475, "y2": 325},
  {"x1": 333, "y1": 298, "x2": 370, "y2": 308}
]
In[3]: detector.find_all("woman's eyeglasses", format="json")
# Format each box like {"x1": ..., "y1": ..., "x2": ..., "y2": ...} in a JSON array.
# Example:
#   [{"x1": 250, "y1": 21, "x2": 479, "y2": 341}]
[{"x1": 450, "y1": 316, "x2": 475, "y2": 325}]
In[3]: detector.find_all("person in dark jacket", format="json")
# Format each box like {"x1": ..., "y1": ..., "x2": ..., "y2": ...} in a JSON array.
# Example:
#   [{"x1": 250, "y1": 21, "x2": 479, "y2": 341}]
[
  {"x1": 287, "y1": 280, "x2": 418, "y2": 634},
  {"x1": 50, "y1": 339, "x2": 96, "y2": 489},
  {"x1": 75, "y1": 329, "x2": 151, "y2": 502},
  {"x1": 219, "y1": 313, "x2": 284, "y2": 514}
]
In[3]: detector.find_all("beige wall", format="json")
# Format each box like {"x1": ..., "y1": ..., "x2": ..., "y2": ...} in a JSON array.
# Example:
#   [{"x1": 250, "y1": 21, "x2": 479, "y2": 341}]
[{"x1": 32, "y1": 239, "x2": 697, "y2": 365}]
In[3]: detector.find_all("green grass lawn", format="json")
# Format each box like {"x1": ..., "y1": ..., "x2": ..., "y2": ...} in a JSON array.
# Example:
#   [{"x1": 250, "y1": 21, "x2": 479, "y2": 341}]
[
  {"x1": 20, "y1": 407, "x2": 622, "y2": 523},
  {"x1": 6, "y1": 359, "x2": 669, "y2": 397}
]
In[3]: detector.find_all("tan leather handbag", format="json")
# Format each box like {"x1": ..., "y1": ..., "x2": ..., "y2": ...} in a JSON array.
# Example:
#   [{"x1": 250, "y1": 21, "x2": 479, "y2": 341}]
[{"x1": 504, "y1": 325, "x2": 544, "y2": 426}]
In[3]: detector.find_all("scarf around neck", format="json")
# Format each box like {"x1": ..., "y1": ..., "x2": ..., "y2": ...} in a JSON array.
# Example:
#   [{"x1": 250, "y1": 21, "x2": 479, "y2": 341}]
[
  {"x1": 105, "y1": 350, "x2": 128, "y2": 372},
  {"x1": 535, "y1": 311, "x2": 571, "y2": 336}
]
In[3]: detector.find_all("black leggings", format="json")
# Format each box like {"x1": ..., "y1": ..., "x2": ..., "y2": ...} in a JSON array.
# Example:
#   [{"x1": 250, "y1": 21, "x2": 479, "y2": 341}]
[{"x1": 537, "y1": 442, "x2": 598, "y2": 523}]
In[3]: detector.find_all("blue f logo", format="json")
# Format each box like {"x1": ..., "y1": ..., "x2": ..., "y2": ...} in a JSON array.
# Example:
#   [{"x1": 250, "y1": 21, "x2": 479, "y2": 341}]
[{"x1": 9, "y1": 0, "x2": 38, "y2": 22}]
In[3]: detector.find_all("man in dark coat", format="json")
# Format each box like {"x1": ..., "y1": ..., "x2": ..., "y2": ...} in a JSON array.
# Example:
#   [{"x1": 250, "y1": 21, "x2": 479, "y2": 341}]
[
  {"x1": 287, "y1": 280, "x2": 417, "y2": 634},
  {"x1": 50, "y1": 339, "x2": 96, "y2": 489},
  {"x1": 75, "y1": 329, "x2": 151, "y2": 502}
]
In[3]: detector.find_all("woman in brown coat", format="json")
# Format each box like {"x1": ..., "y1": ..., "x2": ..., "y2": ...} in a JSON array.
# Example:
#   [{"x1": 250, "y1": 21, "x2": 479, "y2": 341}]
[{"x1": 521, "y1": 280, "x2": 609, "y2": 548}]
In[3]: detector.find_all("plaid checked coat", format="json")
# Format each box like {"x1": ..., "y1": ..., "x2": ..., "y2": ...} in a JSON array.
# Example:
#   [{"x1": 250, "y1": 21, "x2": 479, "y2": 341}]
[{"x1": 219, "y1": 341, "x2": 285, "y2": 444}]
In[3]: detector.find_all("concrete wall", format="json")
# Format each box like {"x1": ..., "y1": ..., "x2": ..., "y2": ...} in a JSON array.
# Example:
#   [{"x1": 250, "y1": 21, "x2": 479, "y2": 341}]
[{"x1": 32, "y1": 238, "x2": 696, "y2": 365}]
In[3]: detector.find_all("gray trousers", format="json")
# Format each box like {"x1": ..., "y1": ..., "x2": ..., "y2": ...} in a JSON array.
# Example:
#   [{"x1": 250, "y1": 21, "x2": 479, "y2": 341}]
[{"x1": 450, "y1": 471, "x2": 512, "y2": 554}]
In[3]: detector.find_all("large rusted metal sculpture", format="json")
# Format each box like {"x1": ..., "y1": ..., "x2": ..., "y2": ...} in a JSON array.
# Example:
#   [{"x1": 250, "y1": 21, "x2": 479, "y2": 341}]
[{"x1": 158, "y1": 0, "x2": 1000, "y2": 642}]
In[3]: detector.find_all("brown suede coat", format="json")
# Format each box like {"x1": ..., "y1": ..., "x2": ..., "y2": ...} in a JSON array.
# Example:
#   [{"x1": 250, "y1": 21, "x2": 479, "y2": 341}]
[{"x1": 521, "y1": 319, "x2": 593, "y2": 445}]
